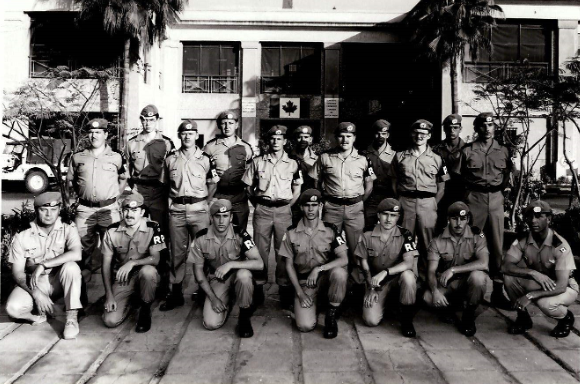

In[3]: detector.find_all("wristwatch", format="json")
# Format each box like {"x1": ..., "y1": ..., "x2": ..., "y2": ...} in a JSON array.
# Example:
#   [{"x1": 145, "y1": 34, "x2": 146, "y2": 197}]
[
  {"x1": 318, "y1": 266, "x2": 324, "y2": 273},
  {"x1": 526, "y1": 293, "x2": 534, "y2": 300}
]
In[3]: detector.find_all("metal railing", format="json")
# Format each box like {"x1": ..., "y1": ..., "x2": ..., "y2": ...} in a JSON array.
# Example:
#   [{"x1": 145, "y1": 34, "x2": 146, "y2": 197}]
[
  {"x1": 30, "y1": 59, "x2": 123, "y2": 78},
  {"x1": 182, "y1": 75, "x2": 238, "y2": 93},
  {"x1": 463, "y1": 62, "x2": 549, "y2": 83}
]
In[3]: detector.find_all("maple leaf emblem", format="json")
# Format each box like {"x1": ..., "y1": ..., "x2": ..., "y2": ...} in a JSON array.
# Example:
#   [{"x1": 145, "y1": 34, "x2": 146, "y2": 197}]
[{"x1": 282, "y1": 100, "x2": 298, "y2": 116}]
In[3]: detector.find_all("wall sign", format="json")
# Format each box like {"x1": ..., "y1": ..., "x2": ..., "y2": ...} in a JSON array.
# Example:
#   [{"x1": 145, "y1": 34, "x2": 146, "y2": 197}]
[
  {"x1": 325, "y1": 98, "x2": 339, "y2": 118},
  {"x1": 242, "y1": 98, "x2": 256, "y2": 117},
  {"x1": 280, "y1": 97, "x2": 300, "y2": 118}
]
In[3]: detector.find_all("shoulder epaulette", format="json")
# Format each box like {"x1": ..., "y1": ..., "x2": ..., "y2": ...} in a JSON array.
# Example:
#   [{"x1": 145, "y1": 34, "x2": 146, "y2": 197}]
[
  {"x1": 107, "y1": 222, "x2": 121, "y2": 230},
  {"x1": 128, "y1": 135, "x2": 138, "y2": 141},
  {"x1": 202, "y1": 152, "x2": 211, "y2": 159},
  {"x1": 146, "y1": 221, "x2": 160, "y2": 228},
  {"x1": 205, "y1": 137, "x2": 218, "y2": 145},
  {"x1": 552, "y1": 234, "x2": 563, "y2": 247},
  {"x1": 162, "y1": 135, "x2": 173, "y2": 142},
  {"x1": 323, "y1": 221, "x2": 339, "y2": 233},
  {"x1": 195, "y1": 228, "x2": 209, "y2": 238},
  {"x1": 398, "y1": 226, "x2": 415, "y2": 240},
  {"x1": 471, "y1": 226, "x2": 482, "y2": 235},
  {"x1": 287, "y1": 223, "x2": 298, "y2": 231},
  {"x1": 240, "y1": 139, "x2": 252, "y2": 148}
]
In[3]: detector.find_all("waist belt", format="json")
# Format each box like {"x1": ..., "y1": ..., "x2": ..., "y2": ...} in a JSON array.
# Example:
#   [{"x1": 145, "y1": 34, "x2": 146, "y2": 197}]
[
  {"x1": 325, "y1": 195, "x2": 364, "y2": 206},
  {"x1": 399, "y1": 191, "x2": 436, "y2": 199},
  {"x1": 256, "y1": 197, "x2": 291, "y2": 207},
  {"x1": 467, "y1": 184, "x2": 503, "y2": 193},
  {"x1": 132, "y1": 178, "x2": 162, "y2": 187},
  {"x1": 79, "y1": 197, "x2": 117, "y2": 208},
  {"x1": 173, "y1": 196, "x2": 207, "y2": 205}
]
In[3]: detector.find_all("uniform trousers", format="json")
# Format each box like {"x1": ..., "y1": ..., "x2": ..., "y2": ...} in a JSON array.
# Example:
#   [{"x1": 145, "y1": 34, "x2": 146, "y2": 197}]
[
  {"x1": 6, "y1": 261, "x2": 83, "y2": 319},
  {"x1": 399, "y1": 196, "x2": 437, "y2": 254},
  {"x1": 133, "y1": 184, "x2": 168, "y2": 234},
  {"x1": 322, "y1": 201, "x2": 364, "y2": 266},
  {"x1": 203, "y1": 269, "x2": 254, "y2": 330},
  {"x1": 423, "y1": 271, "x2": 489, "y2": 307},
  {"x1": 102, "y1": 265, "x2": 159, "y2": 328}
]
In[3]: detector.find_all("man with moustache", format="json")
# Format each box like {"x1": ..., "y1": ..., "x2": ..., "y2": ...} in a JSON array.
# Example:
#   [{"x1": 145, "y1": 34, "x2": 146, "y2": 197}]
[
  {"x1": 101, "y1": 193, "x2": 166, "y2": 333},
  {"x1": 289, "y1": 125, "x2": 318, "y2": 225},
  {"x1": 423, "y1": 202, "x2": 490, "y2": 336},
  {"x1": 159, "y1": 120, "x2": 219, "y2": 311},
  {"x1": 5, "y1": 192, "x2": 83, "y2": 339},
  {"x1": 503, "y1": 201, "x2": 578, "y2": 338}
]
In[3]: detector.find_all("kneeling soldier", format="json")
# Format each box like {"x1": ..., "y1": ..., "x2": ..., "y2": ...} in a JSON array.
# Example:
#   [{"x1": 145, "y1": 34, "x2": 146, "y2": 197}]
[
  {"x1": 101, "y1": 193, "x2": 166, "y2": 333},
  {"x1": 355, "y1": 198, "x2": 419, "y2": 337},
  {"x1": 423, "y1": 202, "x2": 490, "y2": 336},
  {"x1": 278, "y1": 189, "x2": 349, "y2": 338},
  {"x1": 503, "y1": 201, "x2": 578, "y2": 338},
  {"x1": 6, "y1": 192, "x2": 83, "y2": 339},
  {"x1": 191, "y1": 200, "x2": 264, "y2": 337}
]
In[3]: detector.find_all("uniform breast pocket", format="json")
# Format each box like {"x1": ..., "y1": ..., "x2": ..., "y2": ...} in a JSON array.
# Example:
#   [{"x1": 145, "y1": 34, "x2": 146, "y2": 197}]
[
  {"x1": 258, "y1": 172, "x2": 270, "y2": 191},
  {"x1": 366, "y1": 248, "x2": 376, "y2": 258},
  {"x1": 49, "y1": 245, "x2": 65, "y2": 258},
  {"x1": 466, "y1": 156, "x2": 483, "y2": 169},
  {"x1": 235, "y1": 153, "x2": 247, "y2": 166},
  {"x1": 24, "y1": 247, "x2": 41, "y2": 260},
  {"x1": 116, "y1": 245, "x2": 128, "y2": 256},
  {"x1": 323, "y1": 166, "x2": 338, "y2": 175},
  {"x1": 347, "y1": 168, "x2": 363, "y2": 181},
  {"x1": 278, "y1": 173, "x2": 291, "y2": 186},
  {"x1": 440, "y1": 252, "x2": 453, "y2": 261},
  {"x1": 202, "y1": 251, "x2": 217, "y2": 261},
  {"x1": 170, "y1": 168, "x2": 179, "y2": 179},
  {"x1": 102, "y1": 163, "x2": 118, "y2": 173},
  {"x1": 491, "y1": 157, "x2": 507, "y2": 170}
]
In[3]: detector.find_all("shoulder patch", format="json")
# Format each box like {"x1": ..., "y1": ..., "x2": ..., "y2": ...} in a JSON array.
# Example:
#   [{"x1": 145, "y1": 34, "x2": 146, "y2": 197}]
[
  {"x1": 107, "y1": 222, "x2": 121, "y2": 230},
  {"x1": 398, "y1": 226, "x2": 414, "y2": 239},
  {"x1": 128, "y1": 135, "x2": 138, "y2": 141},
  {"x1": 195, "y1": 228, "x2": 209, "y2": 238},
  {"x1": 206, "y1": 137, "x2": 218, "y2": 145},
  {"x1": 323, "y1": 222, "x2": 339, "y2": 233},
  {"x1": 146, "y1": 221, "x2": 160, "y2": 228},
  {"x1": 471, "y1": 226, "x2": 481, "y2": 235},
  {"x1": 162, "y1": 135, "x2": 172, "y2": 141},
  {"x1": 287, "y1": 224, "x2": 298, "y2": 231}
]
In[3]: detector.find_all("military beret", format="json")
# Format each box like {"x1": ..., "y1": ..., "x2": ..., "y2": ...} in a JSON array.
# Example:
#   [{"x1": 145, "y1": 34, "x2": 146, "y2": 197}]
[
  {"x1": 210, "y1": 199, "x2": 232, "y2": 216},
  {"x1": 443, "y1": 114, "x2": 462, "y2": 126},
  {"x1": 217, "y1": 111, "x2": 239, "y2": 122},
  {"x1": 267, "y1": 125, "x2": 287, "y2": 136},
  {"x1": 85, "y1": 118, "x2": 109, "y2": 131},
  {"x1": 377, "y1": 198, "x2": 401, "y2": 213},
  {"x1": 524, "y1": 200, "x2": 552, "y2": 215},
  {"x1": 178, "y1": 120, "x2": 198, "y2": 133},
  {"x1": 298, "y1": 189, "x2": 322, "y2": 205},
  {"x1": 335, "y1": 122, "x2": 356, "y2": 135},
  {"x1": 474, "y1": 112, "x2": 495, "y2": 126},
  {"x1": 140, "y1": 104, "x2": 159, "y2": 118},
  {"x1": 371, "y1": 119, "x2": 391, "y2": 133},
  {"x1": 411, "y1": 119, "x2": 433, "y2": 132},
  {"x1": 122, "y1": 192, "x2": 144, "y2": 208},
  {"x1": 447, "y1": 201, "x2": 470, "y2": 218},
  {"x1": 294, "y1": 125, "x2": 313, "y2": 136},
  {"x1": 34, "y1": 192, "x2": 62, "y2": 208}
]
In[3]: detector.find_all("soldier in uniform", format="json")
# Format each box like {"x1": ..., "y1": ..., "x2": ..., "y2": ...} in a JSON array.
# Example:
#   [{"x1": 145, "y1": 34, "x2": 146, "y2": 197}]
[
  {"x1": 309, "y1": 122, "x2": 376, "y2": 270},
  {"x1": 432, "y1": 114, "x2": 466, "y2": 233},
  {"x1": 5, "y1": 192, "x2": 83, "y2": 339},
  {"x1": 101, "y1": 193, "x2": 166, "y2": 333},
  {"x1": 503, "y1": 201, "x2": 578, "y2": 338},
  {"x1": 390, "y1": 120, "x2": 449, "y2": 263},
  {"x1": 204, "y1": 111, "x2": 254, "y2": 230},
  {"x1": 67, "y1": 118, "x2": 127, "y2": 279},
  {"x1": 279, "y1": 189, "x2": 349, "y2": 338},
  {"x1": 453, "y1": 112, "x2": 513, "y2": 307},
  {"x1": 159, "y1": 120, "x2": 219, "y2": 311},
  {"x1": 355, "y1": 198, "x2": 419, "y2": 338},
  {"x1": 242, "y1": 125, "x2": 302, "y2": 306},
  {"x1": 288, "y1": 125, "x2": 318, "y2": 225},
  {"x1": 423, "y1": 202, "x2": 490, "y2": 336},
  {"x1": 363, "y1": 119, "x2": 396, "y2": 228},
  {"x1": 191, "y1": 200, "x2": 263, "y2": 337}
]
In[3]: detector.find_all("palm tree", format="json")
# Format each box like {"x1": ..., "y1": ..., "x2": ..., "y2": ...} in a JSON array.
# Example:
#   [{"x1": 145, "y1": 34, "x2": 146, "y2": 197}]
[
  {"x1": 406, "y1": 0, "x2": 504, "y2": 114},
  {"x1": 75, "y1": 0, "x2": 187, "y2": 144}
]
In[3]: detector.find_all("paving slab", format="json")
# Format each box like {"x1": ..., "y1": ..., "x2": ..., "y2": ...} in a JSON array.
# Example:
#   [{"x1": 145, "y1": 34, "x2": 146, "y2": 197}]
[
  {"x1": 159, "y1": 373, "x2": 225, "y2": 384},
  {"x1": 233, "y1": 371, "x2": 296, "y2": 384},
  {"x1": 511, "y1": 370, "x2": 579, "y2": 384},
  {"x1": 164, "y1": 350, "x2": 230, "y2": 375},
  {"x1": 418, "y1": 330, "x2": 479, "y2": 350},
  {"x1": 26, "y1": 350, "x2": 101, "y2": 375},
  {"x1": 116, "y1": 330, "x2": 174, "y2": 352},
  {"x1": 356, "y1": 329, "x2": 417, "y2": 351},
  {"x1": 96, "y1": 351, "x2": 165, "y2": 375},
  {"x1": 491, "y1": 348, "x2": 563, "y2": 372},
  {"x1": 365, "y1": 347, "x2": 435, "y2": 372},
  {"x1": 303, "y1": 370, "x2": 366, "y2": 384},
  {"x1": 50, "y1": 332, "x2": 117, "y2": 353},
  {"x1": 550, "y1": 348, "x2": 580, "y2": 373},
  {"x1": 179, "y1": 330, "x2": 235, "y2": 353},
  {"x1": 0, "y1": 330, "x2": 56, "y2": 351},
  {"x1": 300, "y1": 320, "x2": 355, "y2": 351},
  {"x1": 88, "y1": 373, "x2": 152, "y2": 384},
  {"x1": 425, "y1": 349, "x2": 496, "y2": 371},
  {"x1": 235, "y1": 349, "x2": 294, "y2": 374},
  {"x1": 0, "y1": 352, "x2": 39, "y2": 375},
  {"x1": 78, "y1": 315, "x2": 126, "y2": 333},
  {"x1": 14, "y1": 373, "x2": 82, "y2": 384},
  {"x1": 441, "y1": 370, "x2": 515, "y2": 384},
  {"x1": 373, "y1": 369, "x2": 445, "y2": 384},
  {"x1": 476, "y1": 330, "x2": 536, "y2": 350},
  {"x1": 239, "y1": 325, "x2": 293, "y2": 351},
  {"x1": 302, "y1": 349, "x2": 361, "y2": 373}
]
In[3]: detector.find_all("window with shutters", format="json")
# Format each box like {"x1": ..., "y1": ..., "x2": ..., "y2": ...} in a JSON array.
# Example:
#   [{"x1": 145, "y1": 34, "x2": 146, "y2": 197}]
[{"x1": 182, "y1": 43, "x2": 239, "y2": 93}]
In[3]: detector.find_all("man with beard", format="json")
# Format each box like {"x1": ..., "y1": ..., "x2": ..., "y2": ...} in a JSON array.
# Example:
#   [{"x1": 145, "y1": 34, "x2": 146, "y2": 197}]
[
  {"x1": 503, "y1": 201, "x2": 578, "y2": 338},
  {"x1": 289, "y1": 125, "x2": 318, "y2": 225},
  {"x1": 204, "y1": 111, "x2": 254, "y2": 230},
  {"x1": 423, "y1": 202, "x2": 490, "y2": 336},
  {"x1": 5, "y1": 192, "x2": 83, "y2": 339},
  {"x1": 191, "y1": 199, "x2": 263, "y2": 337},
  {"x1": 101, "y1": 193, "x2": 166, "y2": 333},
  {"x1": 159, "y1": 120, "x2": 219, "y2": 311}
]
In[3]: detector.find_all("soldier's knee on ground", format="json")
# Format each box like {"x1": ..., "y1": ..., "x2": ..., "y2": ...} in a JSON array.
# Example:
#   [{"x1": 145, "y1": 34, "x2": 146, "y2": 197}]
[
  {"x1": 468, "y1": 271, "x2": 488, "y2": 289},
  {"x1": 362, "y1": 311, "x2": 382, "y2": 327},
  {"x1": 296, "y1": 318, "x2": 317, "y2": 333},
  {"x1": 61, "y1": 261, "x2": 82, "y2": 276},
  {"x1": 102, "y1": 312, "x2": 125, "y2": 328},
  {"x1": 139, "y1": 265, "x2": 158, "y2": 281},
  {"x1": 422, "y1": 289, "x2": 435, "y2": 307},
  {"x1": 329, "y1": 267, "x2": 348, "y2": 284},
  {"x1": 236, "y1": 269, "x2": 253, "y2": 284},
  {"x1": 5, "y1": 300, "x2": 26, "y2": 319},
  {"x1": 400, "y1": 270, "x2": 417, "y2": 305},
  {"x1": 203, "y1": 317, "x2": 226, "y2": 331}
]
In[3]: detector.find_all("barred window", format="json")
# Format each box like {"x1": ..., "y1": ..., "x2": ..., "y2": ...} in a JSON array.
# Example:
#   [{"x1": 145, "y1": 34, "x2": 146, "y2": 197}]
[
  {"x1": 261, "y1": 43, "x2": 321, "y2": 94},
  {"x1": 182, "y1": 43, "x2": 239, "y2": 94}
]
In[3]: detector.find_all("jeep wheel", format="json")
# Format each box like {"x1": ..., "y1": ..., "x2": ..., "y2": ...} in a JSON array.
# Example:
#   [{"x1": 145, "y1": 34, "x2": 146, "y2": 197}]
[{"x1": 25, "y1": 170, "x2": 49, "y2": 194}]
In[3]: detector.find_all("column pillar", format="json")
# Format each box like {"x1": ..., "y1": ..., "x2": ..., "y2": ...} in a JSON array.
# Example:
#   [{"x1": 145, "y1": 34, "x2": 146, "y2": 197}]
[
  {"x1": 323, "y1": 42, "x2": 340, "y2": 140},
  {"x1": 159, "y1": 40, "x2": 182, "y2": 143},
  {"x1": 240, "y1": 41, "x2": 261, "y2": 149}
]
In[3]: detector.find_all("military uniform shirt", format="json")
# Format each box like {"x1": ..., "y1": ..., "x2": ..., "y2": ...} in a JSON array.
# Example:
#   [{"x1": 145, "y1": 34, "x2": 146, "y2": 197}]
[
  {"x1": 190, "y1": 225, "x2": 256, "y2": 273},
  {"x1": 102, "y1": 219, "x2": 166, "y2": 271},
  {"x1": 289, "y1": 147, "x2": 318, "y2": 190},
  {"x1": 354, "y1": 225, "x2": 419, "y2": 275},
  {"x1": 432, "y1": 139, "x2": 465, "y2": 171},
  {"x1": 161, "y1": 147, "x2": 219, "y2": 199},
  {"x1": 505, "y1": 229, "x2": 576, "y2": 281},
  {"x1": 308, "y1": 148, "x2": 376, "y2": 198},
  {"x1": 203, "y1": 136, "x2": 253, "y2": 192},
  {"x1": 67, "y1": 145, "x2": 126, "y2": 201},
  {"x1": 427, "y1": 226, "x2": 489, "y2": 273},
  {"x1": 365, "y1": 144, "x2": 395, "y2": 193},
  {"x1": 242, "y1": 152, "x2": 302, "y2": 201},
  {"x1": 390, "y1": 146, "x2": 449, "y2": 194},
  {"x1": 453, "y1": 139, "x2": 512, "y2": 189},
  {"x1": 9, "y1": 218, "x2": 81, "y2": 274},
  {"x1": 125, "y1": 131, "x2": 174, "y2": 182},
  {"x1": 278, "y1": 220, "x2": 348, "y2": 275}
]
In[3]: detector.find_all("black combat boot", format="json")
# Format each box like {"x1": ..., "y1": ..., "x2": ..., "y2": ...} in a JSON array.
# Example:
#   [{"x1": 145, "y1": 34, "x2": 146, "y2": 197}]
[
  {"x1": 550, "y1": 310, "x2": 575, "y2": 338},
  {"x1": 238, "y1": 306, "x2": 254, "y2": 338},
  {"x1": 508, "y1": 309, "x2": 533, "y2": 334},
  {"x1": 323, "y1": 306, "x2": 339, "y2": 339},
  {"x1": 490, "y1": 281, "x2": 513, "y2": 310},
  {"x1": 459, "y1": 305, "x2": 478, "y2": 337},
  {"x1": 279, "y1": 285, "x2": 294, "y2": 311},
  {"x1": 136, "y1": 301, "x2": 152, "y2": 333},
  {"x1": 159, "y1": 283, "x2": 184, "y2": 312},
  {"x1": 253, "y1": 285, "x2": 265, "y2": 307},
  {"x1": 400, "y1": 305, "x2": 417, "y2": 338}
]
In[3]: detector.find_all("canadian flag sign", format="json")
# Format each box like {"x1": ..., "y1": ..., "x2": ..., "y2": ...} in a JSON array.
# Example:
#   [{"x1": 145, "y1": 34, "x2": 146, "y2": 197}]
[{"x1": 280, "y1": 98, "x2": 300, "y2": 118}]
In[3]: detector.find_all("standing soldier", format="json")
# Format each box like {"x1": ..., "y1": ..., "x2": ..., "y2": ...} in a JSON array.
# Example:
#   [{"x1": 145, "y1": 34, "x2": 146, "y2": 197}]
[
  {"x1": 279, "y1": 189, "x2": 349, "y2": 338},
  {"x1": 159, "y1": 120, "x2": 219, "y2": 311},
  {"x1": 355, "y1": 198, "x2": 419, "y2": 338},
  {"x1": 503, "y1": 201, "x2": 578, "y2": 338},
  {"x1": 5, "y1": 192, "x2": 83, "y2": 339},
  {"x1": 101, "y1": 193, "x2": 166, "y2": 333},
  {"x1": 68, "y1": 118, "x2": 127, "y2": 279},
  {"x1": 423, "y1": 202, "x2": 490, "y2": 336},
  {"x1": 432, "y1": 114, "x2": 466, "y2": 233},
  {"x1": 191, "y1": 200, "x2": 263, "y2": 337},
  {"x1": 390, "y1": 120, "x2": 449, "y2": 265},
  {"x1": 204, "y1": 111, "x2": 254, "y2": 230},
  {"x1": 288, "y1": 125, "x2": 318, "y2": 225},
  {"x1": 363, "y1": 119, "x2": 396, "y2": 228},
  {"x1": 308, "y1": 122, "x2": 375, "y2": 270},
  {"x1": 454, "y1": 112, "x2": 513, "y2": 307},
  {"x1": 242, "y1": 125, "x2": 302, "y2": 306}
]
